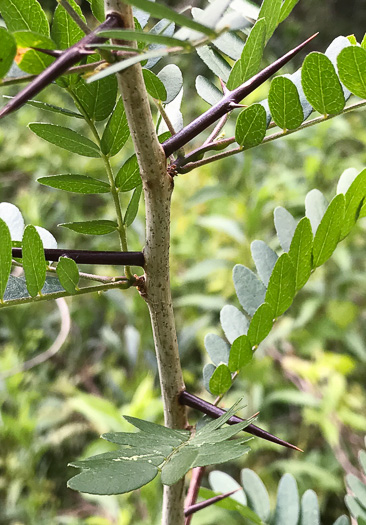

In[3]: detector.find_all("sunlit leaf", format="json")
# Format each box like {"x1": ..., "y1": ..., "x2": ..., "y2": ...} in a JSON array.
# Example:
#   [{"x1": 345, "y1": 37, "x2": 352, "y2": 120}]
[
  {"x1": 337, "y1": 46, "x2": 366, "y2": 100},
  {"x1": 29, "y1": 123, "x2": 100, "y2": 157},
  {"x1": 51, "y1": 0, "x2": 85, "y2": 49},
  {"x1": 227, "y1": 18, "x2": 266, "y2": 90},
  {"x1": 73, "y1": 71, "x2": 118, "y2": 122},
  {"x1": 228, "y1": 335, "x2": 252, "y2": 372},
  {"x1": 56, "y1": 256, "x2": 79, "y2": 294},
  {"x1": 209, "y1": 363, "x2": 232, "y2": 395},
  {"x1": 101, "y1": 97, "x2": 130, "y2": 157},
  {"x1": 301, "y1": 52, "x2": 345, "y2": 115},
  {"x1": 258, "y1": 0, "x2": 281, "y2": 41},
  {"x1": 340, "y1": 168, "x2": 366, "y2": 239},
  {"x1": 38, "y1": 174, "x2": 110, "y2": 194},
  {"x1": 0, "y1": 202, "x2": 25, "y2": 241},
  {"x1": 0, "y1": 219, "x2": 12, "y2": 301},
  {"x1": 91, "y1": 0, "x2": 104, "y2": 22},
  {"x1": 235, "y1": 104, "x2": 267, "y2": 148},
  {"x1": 278, "y1": 0, "x2": 300, "y2": 24},
  {"x1": 288, "y1": 217, "x2": 313, "y2": 290},
  {"x1": 59, "y1": 220, "x2": 118, "y2": 235},
  {"x1": 98, "y1": 28, "x2": 191, "y2": 49},
  {"x1": 0, "y1": 0, "x2": 49, "y2": 35},
  {"x1": 247, "y1": 302, "x2": 274, "y2": 347},
  {"x1": 265, "y1": 253, "x2": 295, "y2": 317},
  {"x1": 312, "y1": 194, "x2": 345, "y2": 267},
  {"x1": 22, "y1": 224, "x2": 46, "y2": 297},
  {"x1": 13, "y1": 31, "x2": 55, "y2": 74},
  {"x1": 268, "y1": 76, "x2": 304, "y2": 130}
]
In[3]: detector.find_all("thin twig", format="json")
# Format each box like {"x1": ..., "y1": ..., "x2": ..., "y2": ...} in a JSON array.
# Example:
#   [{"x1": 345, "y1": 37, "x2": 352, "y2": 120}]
[
  {"x1": 203, "y1": 114, "x2": 229, "y2": 146},
  {"x1": 0, "y1": 298, "x2": 70, "y2": 379},
  {"x1": 58, "y1": 0, "x2": 92, "y2": 34}
]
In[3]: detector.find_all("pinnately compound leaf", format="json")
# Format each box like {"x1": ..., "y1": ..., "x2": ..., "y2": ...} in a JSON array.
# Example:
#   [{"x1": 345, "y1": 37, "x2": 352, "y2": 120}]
[
  {"x1": 301, "y1": 52, "x2": 345, "y2": 115},
  {"x1": 235, "y1": 104, "x2": 267, "y2": 148},
  {"x1": 0, "y1": 219, "x2": 12, "y2": 301},
  {"x1": 37, "y1": 175, "x2": 110, "y2": 194},
  {"x1": 29, "y1": 123, "x2": 100, "y2": 157},
  {"x1": 312, "y1": 194, "x2": 345, "y2": 268},
  {"x1": 265, "y1": 253, "x2": 295, "y2": 317},
  {"x1": 101, "y1": 97, "x2": 130, "y2": 157},
  {"x1": 56, "y1": 256, "x2": 79, "y2": 294},
  {"x1": 268, "y1": 76, "x2": 304, "y2": 130},
  {"x1": 288, "y1": 217, "x2": 313, "y2": 290},
  {"x1": 337, "y1": 46, "x2": 366, "y2": 99},
  {"x1": 22, "y1": 224, "x2": 46, "y2": 297},
  {"x1": 228, "y1": 335, "x2": 252, "y2": 372},
  {"x1": 227, "y1": 18, "x2": 266, "y2": 90},
  {"x1": 247, "y1": 302, "x2": 274, "y2": 347},
  {"x1": 59, "y1": 220, "x2": 118, "y2": 235},
  {"x1": 0, "y1": 28, "x2": 16, "y2": 78},
  {"x1": 209, "y1": 363, "x2": 232, "y2": 395}
]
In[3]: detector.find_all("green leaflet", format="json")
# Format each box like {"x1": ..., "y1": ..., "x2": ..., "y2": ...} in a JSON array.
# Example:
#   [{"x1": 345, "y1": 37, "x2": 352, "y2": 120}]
[
  {"x1": 22, "y1": 225, "x2": 46, "y2": 297},
  {"x1": 161, "y1": 447, "x2": 198, "y2": 486},
  {"x1": 196, "y1": 45, "x2": 231, "y2": 83},
  {"x1": 227, "y1": 18, "x2": 266, "y2": 90},
  {"x1": 116, "y1": 0, "x2": 216, "y2": 38},
  {"x1": 233, "y1": 265, "x2": 266, "y2": 316},
  {"x1": 265, "y1": 253, "x2": 296, "y2": 317},
  {"x1": 101, "y1": 98, "x2": 130, "y2": 157},
  {"x1": 115, "y1": 155, "x2": 141, "y2": 192},
  {"x1": 337, "y1": 46, "x2": 366, "y2": 100},
  {"x1": 247, "y1": 302, "x2": 274, "y2": 347},
  {"x1": 3, "y1": 96, "x2": 83, "y2": 118},
  {"x1": 142, "y1": 69, "x2": 167, "y2": 101},
  {"x1": 51, "y1": 0, "x2": 85, "y2": 49},
  {"x1": 91, "y1": 0, "x2": 104, "y2": 22},
  {"x1": 38, "y1": 175, "x2": 110, "y2": 194},
  {"x1": 204, "y1": 333, "x2": 230, "y2": 365},
  {"x1": 288, "y1": 217, "x2": 313, "y2": 290},
  {"x1": 59, "y1": 220, "x2": 118, "y2": 235},
  {"x1": 312, "y1": 194, "x2": 345, "y2": 268},
  {"x1": 340, "y1": 168, "x2": 366, "y2": 239},
  {"x1": 209, "y1": 363, "x2": 232, "y2": 395},
  {"x1": 278, "y1": 0, "x2": 300, "y2": 24},
  {"x1": 220, "y1": 304, "x2": 249, "y2": 344},
  {"x1": 235, "y1": 104, "x2": 267, "y2": 148},
  {"x1": 56, "y1": 256, "x2": 79, "y2": 294},
  {"x1": 228, "y1": 335, "x2": 252, "y2": 372},
  {"x1": 0, "y1": 219, "x2": 12, "y2": 301},
  {"x1": 72, "y1": 72, "x2": 118, "y2": 122},
  {"x1": 0, "y1": 28, "x2": 16, "y2": 79},
  {"x1": 301, "y1": 490, "x2": 320, "y2": 525},
  {"x1": 301, "y1": 52, "x2": 345, "y2": 115},
  {"x1": 13, "y1": 31, "x2": 55, "y2": 74},
  {"x1": 268, "y1": 76, "x2": 304, "y2": 130},
  {"x1": 29, "y1": 123, "x2": 101, "y2": 158},
  {"x1": 0, "y1": 0, "x2": 49, "y2": 35},
  {"x1": 124, "y1": 184, "x2": 142, "y2": 227},
  {"x1": 195, "y1": 75, "x2": 223, "y2": 106},
  {"x1": 257, "y1": 0, "x2": 281, "y2": 41}
]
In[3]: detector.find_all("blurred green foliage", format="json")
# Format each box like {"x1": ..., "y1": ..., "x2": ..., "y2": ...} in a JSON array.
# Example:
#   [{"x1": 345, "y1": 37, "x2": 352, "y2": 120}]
[{"x1": 1, "y1": 2, "x2": 366, "y2": 525}]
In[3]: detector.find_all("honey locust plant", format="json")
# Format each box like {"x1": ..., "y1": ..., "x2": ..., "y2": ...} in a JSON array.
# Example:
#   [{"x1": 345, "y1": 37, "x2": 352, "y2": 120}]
[{"x1": 0, "y1": 0, "x2": 365, "y2": 523}]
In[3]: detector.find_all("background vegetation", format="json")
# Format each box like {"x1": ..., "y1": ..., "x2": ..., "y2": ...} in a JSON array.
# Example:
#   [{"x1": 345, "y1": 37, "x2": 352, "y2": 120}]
[{"x1": 0, "y1": 1, "x2": 365, "y2": 524}]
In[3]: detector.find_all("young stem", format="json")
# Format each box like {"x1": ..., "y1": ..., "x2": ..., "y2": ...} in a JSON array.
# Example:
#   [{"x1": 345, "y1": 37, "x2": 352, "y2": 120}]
[{"x1": 104, "y1": 2, "x2": 187, "y2": 524}]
